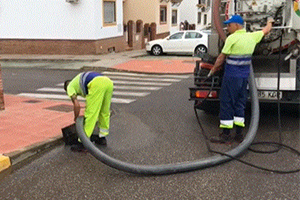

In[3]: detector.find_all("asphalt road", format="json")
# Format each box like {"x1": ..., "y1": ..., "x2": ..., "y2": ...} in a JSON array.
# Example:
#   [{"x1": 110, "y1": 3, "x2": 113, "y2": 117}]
[
  {"x1": 0, "y1": 68, "x2": 299, "y2": 199},
  {"x1": 1, "y1": 68, "x2": 80, "y2": 94}
]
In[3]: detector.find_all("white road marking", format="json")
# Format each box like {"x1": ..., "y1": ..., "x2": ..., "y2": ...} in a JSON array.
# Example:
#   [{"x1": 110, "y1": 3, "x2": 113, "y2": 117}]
[
  {"x1": 102, "y1": 71, "x2": 191, "y2": 79},
  {"x1": 113, "y1": 85, "x2": 161, "y2": 91},
  {"x1": 112, "y1": 80, "x2": 172, "y2": 86},
  {"x1": 35, "y1": 72, "x2": 189, "y2": 104},
  {"x1": 18, "y1": 93, "x2": 136, "y2": 104},
  {"x1": 37, "y1": 87, "x2": 150, "y2": 97},
  {"x1": 108, "y1": 75, "x2": 181, "y2": 82}
]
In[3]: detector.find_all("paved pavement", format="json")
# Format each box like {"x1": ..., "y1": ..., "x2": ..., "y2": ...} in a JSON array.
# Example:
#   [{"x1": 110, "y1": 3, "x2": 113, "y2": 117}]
[{"x1": 0, "y1": 50, "x2": 197, "y2": 173}]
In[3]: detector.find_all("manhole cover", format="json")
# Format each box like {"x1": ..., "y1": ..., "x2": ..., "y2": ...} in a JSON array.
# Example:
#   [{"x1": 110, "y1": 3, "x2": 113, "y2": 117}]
[
  {"x1": 45, "y1": 104, "x2": 73, "y2": 113},
  {"x1": 23, "y1": 100, "x2": 42, "y2": 104}
]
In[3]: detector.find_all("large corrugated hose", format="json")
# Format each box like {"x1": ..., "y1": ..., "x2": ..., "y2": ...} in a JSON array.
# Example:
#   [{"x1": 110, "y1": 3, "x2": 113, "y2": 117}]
[{"x1": 75, "y1": 67, "x2": 259, "y2": 175}]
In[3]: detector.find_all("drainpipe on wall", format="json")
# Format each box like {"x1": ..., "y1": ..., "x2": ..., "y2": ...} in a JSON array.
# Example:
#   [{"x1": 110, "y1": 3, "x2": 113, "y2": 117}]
[
  {"x1": 208, "y1": 0, "x2": 223, "y2": 57},
  {"x1": 0, "y1": 66, "x2": 5, "y2": 110}
]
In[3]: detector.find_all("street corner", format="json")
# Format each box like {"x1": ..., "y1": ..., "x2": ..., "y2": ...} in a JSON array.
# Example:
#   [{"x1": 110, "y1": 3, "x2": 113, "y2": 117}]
[{"x1": 0, "y1": 154, "x2": 11, "y2": 172}]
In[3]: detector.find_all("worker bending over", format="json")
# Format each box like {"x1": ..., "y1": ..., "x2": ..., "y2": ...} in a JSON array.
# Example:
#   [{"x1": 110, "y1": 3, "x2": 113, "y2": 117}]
[
  {"x1": 209, "y1": 15, "x2": 274, "y2": 143},
  {"x1": 64, "y1": 71, "x2": 114, "y2": 151}
]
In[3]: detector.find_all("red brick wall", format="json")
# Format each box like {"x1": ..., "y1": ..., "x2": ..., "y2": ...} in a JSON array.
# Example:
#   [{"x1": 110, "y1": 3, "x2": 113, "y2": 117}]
[
  {"x1": 0, "y1": 67, "x2": 4, "y2": 110},
  {"x1": 0, "y1": 36, "x2": 127, "y2": 55},
  {"x1": 156, "y1": 32, "x2": 170, "y2": 39}
]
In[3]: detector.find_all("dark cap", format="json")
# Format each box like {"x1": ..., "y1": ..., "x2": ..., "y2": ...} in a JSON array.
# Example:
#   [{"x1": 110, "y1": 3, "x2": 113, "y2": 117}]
[{"x1": 224, "y1": 15, "x2": 244, "y2": 25}]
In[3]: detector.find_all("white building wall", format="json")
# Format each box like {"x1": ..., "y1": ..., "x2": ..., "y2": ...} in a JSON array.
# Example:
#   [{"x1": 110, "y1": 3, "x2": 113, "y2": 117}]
[
  {"x1": 0, "y1": 0, "x2": 123, "y2": 40},
  {"x1": 180, "y1": 0, "x2": 212, "y2": 30},
  {"x1": 179, "y1": 0, "x2": 197, "y2": 25}
]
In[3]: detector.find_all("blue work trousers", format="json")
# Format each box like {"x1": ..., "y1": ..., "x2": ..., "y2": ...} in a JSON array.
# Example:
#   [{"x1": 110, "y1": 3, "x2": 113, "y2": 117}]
[{"x1": 219, "y1": 76, "x2": 248, "y2": 128}]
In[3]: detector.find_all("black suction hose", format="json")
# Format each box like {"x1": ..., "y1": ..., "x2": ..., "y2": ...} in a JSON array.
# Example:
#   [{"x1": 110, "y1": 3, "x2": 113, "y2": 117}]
[
  {"x1": 248, "y1": 30, "x2": 284, "y2": 154},
  {"x1": 75, "y1": 67, "x2": 259, "y2": 175}
]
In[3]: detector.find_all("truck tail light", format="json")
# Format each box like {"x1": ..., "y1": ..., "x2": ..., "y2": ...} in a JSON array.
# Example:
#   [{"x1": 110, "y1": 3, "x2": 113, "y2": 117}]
[{"x1": 195, "y1": 90, "x2": 217, "y2": 98}]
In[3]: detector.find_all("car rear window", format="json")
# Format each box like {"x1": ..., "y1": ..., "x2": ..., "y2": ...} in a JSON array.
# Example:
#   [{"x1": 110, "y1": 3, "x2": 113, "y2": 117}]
[{"x1": 185, "y1": 32, "x2": 203, "y2": 39}]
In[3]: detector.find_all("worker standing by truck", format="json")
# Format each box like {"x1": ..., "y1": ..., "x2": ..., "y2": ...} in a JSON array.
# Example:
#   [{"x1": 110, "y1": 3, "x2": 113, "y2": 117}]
[
  {"x1": 208, "y1": 15, "x2": 274, "y2": 143},
  {"x1": 64, "y1": 71, "x2": 114, "y2": 151}
]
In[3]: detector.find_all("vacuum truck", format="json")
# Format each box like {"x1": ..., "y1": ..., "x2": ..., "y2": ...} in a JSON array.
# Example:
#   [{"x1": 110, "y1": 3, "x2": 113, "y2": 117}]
[{"x1": 190, "y1": 0, "x2": 300, "y2": 111}]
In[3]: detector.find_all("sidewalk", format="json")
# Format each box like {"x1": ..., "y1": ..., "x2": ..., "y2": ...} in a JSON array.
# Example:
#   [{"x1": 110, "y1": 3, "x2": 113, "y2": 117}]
[{"x1": 0, "y1": 50, "x2": 196, "y2": 173}]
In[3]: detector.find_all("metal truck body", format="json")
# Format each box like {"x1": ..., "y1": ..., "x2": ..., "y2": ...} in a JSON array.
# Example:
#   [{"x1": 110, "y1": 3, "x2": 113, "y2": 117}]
[{"x1": 190, "y1": 0, "x2": 300, "y2": 107}]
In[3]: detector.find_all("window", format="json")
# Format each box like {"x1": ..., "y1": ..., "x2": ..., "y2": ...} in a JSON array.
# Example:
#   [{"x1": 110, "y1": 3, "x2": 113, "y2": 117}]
[
  {"x1": 203, "y1": 14, "x2": 207, "y2": 25},
  {"x1": 104, "y1": 0, "x2": 116, "y2": 25},
  {"x1": 185, "y1": 32, "x2": 203, "y2": 39},
  {"x1": 169, "y1": 32, "x2": 184, "y2": 40},
  {"x1": 160, "y1": 6, "x2": 167, "y2": 24},
  {"x1": 197, "y1": 12, "x2": 201, "y2": 24},
  {"x1": 207, "y1": 0, "x2": 211, "y2": 7},
  {"x1": 172, "y1": 9, "x2": 178, "y2": 25}
]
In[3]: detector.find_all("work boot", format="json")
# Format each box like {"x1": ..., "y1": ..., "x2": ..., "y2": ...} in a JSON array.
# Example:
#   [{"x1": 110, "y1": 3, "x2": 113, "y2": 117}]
[
  {"x1": 210, "y1": 129, "x2": 232, "y2": 144},
  {"x1": 70, "y1": 143, "x2": 86, "y2": 152},
  {"x1": 91, "y1": 135, "x2": 107, "y2": 146},
  {"x1": 234, "y1": 126, "x2": 244, "y2": 143}
]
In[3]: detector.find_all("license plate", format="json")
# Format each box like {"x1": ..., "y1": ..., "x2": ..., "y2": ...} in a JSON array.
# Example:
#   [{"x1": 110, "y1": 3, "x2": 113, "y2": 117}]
[{"x1": 257, "y1": 91, "x2": 282, "y2": 100}]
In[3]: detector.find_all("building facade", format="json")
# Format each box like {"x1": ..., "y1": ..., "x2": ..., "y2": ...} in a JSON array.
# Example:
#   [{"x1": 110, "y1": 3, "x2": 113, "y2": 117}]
[
  {"x1": 0, "y1": 0, "x2": 185, "y2": 55},
  {"x1": 123, "y1": 0, "x2": 183, "y2": 49},
  {"x1": 0, "y1": 0, "x2": 125, "y2": 54}
]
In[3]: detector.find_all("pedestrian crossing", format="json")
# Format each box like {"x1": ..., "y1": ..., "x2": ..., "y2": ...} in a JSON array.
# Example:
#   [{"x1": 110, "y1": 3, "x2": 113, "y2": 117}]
[{"x1": 18, "y1": 71, "x2": 191, "y2": 104}]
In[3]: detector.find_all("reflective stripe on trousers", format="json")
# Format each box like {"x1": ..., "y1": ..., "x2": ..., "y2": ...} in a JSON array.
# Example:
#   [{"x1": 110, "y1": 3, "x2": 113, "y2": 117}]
[{"x1": 220, "y1": 117, "x2": 245, "y2": 129}]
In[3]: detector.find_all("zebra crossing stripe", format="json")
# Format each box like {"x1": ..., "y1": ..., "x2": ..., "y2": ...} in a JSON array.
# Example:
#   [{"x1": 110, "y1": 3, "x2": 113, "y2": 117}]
[
  {"x1": 18, "y1": 93, "x2": 84, "y2": 100},
  {"x1": 113, "y1": 91, "x2": 150, "y2": 97},
  {"x1": 102, "y1": 71, "x2": 191, "y2": 79},
  {"x1": 37, "y1": 88, "x2": 65, "y2": 92},
  {"x1": 18, "y1": 93, "x2": 135, "y2": 104},
  {"x1": 44, "y1": 86, "x2": 162, "y2": 91},
  {"x1": 114, "y1": 85, "x2": 161, "y2": 91},
  {"x1": 112, "y1": 80, "x2": 172, "y2": 86},
  {"x1": 37, "y1": 87, "x2": 150, "y2": 96},
  {"x1": 56, "y1": 81, "x2": 171, "y2": 87},
  {"x1": 108, "y1": 76, "x2": 181, "y2": 82}
]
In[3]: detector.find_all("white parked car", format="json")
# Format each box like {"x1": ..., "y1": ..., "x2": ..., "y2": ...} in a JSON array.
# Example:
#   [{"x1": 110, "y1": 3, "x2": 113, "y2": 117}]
[{"x1": 146, "y1": 30, "x2": 209, "y2": 56}]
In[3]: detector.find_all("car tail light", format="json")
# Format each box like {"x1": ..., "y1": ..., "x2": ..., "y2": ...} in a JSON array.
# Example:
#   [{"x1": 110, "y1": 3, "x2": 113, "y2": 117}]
[{"x1": 195, "y1": 90, "x2": 217, "y2": 98}]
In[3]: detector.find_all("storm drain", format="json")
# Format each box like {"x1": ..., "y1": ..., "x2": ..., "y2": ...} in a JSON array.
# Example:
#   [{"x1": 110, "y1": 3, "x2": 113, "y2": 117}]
[
  {"x1": 44, "y1": 105, "x2": 116, "y2": 115},
  {"x1": 44, "y1": 104, "x2": 73, "y2": 113},
  {"x1": 182, "y1": 60, "x2": 195, "y2": 64},
  {"x1": 23, "y1": 100, "x2": 42, "y2": 104}
]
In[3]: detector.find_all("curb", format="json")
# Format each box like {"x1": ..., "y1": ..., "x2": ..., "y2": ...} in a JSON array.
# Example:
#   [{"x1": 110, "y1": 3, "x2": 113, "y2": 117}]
[
  {"x1": 8, "y1": 136, "x2": 63, "y2": 165},
  {"x1": 2, "y1": 136, "x2": 63, "y2": 175},
  {"x1": 0, "y1": 58, "x2": 100, "y2": 62}
]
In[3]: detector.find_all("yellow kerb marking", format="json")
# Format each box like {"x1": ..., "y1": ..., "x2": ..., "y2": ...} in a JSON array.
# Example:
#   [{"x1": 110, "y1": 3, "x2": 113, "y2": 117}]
[{"x1": 0, "y1": 155, "x2": 11, "y2": 172}]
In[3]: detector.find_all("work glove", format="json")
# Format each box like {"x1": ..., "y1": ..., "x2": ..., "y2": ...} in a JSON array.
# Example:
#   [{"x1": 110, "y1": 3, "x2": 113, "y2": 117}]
[{"x1": 267, "y1": 17, "x2": 275, "y2": 24}]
